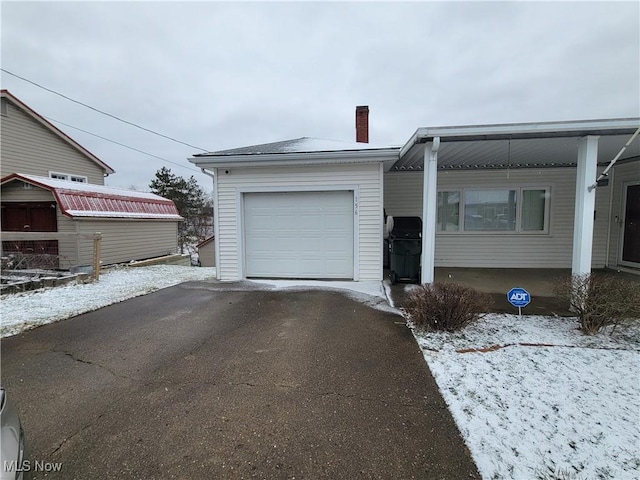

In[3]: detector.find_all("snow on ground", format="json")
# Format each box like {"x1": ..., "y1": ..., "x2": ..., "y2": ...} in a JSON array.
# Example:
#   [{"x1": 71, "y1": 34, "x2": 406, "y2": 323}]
[
  {"x1": 249, "y1": 278, "x2": 399, "y2": 314},
  {"x1": 4, "y1": 268, "x2": 638, "y2": 479},
  {"x1": 1, "y1": 265, "x2": 216, "y2": 337},
  {"x1": 412, "y1": 314, "x2": 640, "y2": 480}
]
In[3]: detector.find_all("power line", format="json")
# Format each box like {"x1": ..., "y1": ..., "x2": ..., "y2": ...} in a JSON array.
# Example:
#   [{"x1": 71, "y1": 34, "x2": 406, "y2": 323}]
[
  {"x1": 45, "y1": 116, "x2": 203, "y2": 175},
  {"x1": 2, "y1": 68, "x2": 210, "y2": 152}
]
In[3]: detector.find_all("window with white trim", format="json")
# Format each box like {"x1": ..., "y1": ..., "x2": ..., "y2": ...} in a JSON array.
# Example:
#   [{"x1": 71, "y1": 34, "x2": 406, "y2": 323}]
[
  {"x1": 437, "y1": 187, "x2": 549, "y2": 233},
  {"x1": 49, "y1": 172, "x2": 88, "y2": 183}
]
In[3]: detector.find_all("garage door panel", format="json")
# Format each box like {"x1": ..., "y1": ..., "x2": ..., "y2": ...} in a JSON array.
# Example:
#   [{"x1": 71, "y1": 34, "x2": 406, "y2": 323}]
[{"x1": 244, "y1": 191, "x2": 354, "y2": 279}]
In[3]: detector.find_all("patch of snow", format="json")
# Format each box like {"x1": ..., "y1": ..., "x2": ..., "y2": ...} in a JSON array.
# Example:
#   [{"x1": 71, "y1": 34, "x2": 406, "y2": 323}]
[
  {"x1": 1, "y1": 266, "x2": 216, "y2": 337},
  {"x1": 65, "y1": 210, "x2": 182, "y2": 219},
  {"x1": 249, "y1": 279, "x2": 401, "y2": 315},
  {"x1": 283, "y1": 137, "x2": 398, "y2": 153},
  {"x1": 18, "y1": 173, "x2": 166, "y2": 199},
  {"x1": 412, "y1": 314, "x2": 640, "y2": 479},
  {"x1": 382, "y1": 279, "x2": 395, "y2": 308}
]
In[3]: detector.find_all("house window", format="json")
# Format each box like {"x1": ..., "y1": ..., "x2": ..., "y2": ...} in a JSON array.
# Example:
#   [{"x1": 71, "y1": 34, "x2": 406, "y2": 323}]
[
  {"x1": 437, "y1": 191, "x2": 460, "y2": 231},
  {"x1": 437, "y1": 187, "x2": 549, "y2": 234},
  {"x1": 464, "y1": 189, "x2": 517, "y2": 231},
  {"x1": 50, "y1": 172, "x2": 69, "y2": 180},
  {"x1": 521, "y1": 189, "x2": 547, "y2": 231},
  {"x1": 49, "y1": 172, "x2": 87, "y2": 183}
]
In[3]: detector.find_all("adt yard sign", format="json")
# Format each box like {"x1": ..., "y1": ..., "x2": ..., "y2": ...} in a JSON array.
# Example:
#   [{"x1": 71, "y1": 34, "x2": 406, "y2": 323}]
[{"x1": 507, "y1": 287, "x2": 531, "y2": 315}]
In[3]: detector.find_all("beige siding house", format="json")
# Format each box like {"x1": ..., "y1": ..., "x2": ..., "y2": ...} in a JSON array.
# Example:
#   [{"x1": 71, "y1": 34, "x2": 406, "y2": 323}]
[
  {"x1": 190, "y1": 111, "x2": 639, "y2": 282},
  {"x1": 197, "y1": 236, "x2": 216, "y2": 267},
  {"x1": 1, "y1": 90, "x2": 182, "y2": 269},
  {"x1": 1, "y1": 90, "x2": 113, "y2": 183},
  {"x1": 385, "y1": 167, "x2": 616, "y2": 269}
]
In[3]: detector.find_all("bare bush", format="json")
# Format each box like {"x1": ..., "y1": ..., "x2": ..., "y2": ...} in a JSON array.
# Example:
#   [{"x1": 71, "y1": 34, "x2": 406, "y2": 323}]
[
  {"x1": 406, "y1": 282, "x2": 493, "y2": 332},
  {"x1": 553, "y1": 273, "x2": 640, "y2": 335}
]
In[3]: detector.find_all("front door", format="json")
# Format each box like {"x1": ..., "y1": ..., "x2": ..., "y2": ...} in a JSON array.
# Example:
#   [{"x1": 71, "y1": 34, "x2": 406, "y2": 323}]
[{"x1": 620, "y1": 183, "x2": 640, "y2": 267}]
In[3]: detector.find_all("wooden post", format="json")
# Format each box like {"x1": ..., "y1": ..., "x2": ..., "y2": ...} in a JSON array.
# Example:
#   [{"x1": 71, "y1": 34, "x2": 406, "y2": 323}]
[{"x1": 93, "y1": 232, "x2": 102, "y2": 280}]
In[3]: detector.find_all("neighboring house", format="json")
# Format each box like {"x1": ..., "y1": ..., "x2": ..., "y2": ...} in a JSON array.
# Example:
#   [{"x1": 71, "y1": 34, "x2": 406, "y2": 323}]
[
  {"x1": 1, "y1": 90, "x2": 182, "y2": 269},
  {"x1": 197, "y1": 236, "x2": 216, "y2": 267},
  {"x1": 190, "y1": 107, "x2": 640, "y2": 282},
  {"x1": 0, "y1": 90, "x2": 114, "y2": 182}
]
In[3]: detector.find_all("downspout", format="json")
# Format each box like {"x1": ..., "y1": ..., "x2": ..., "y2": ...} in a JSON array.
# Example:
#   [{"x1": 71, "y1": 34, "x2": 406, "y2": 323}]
[
  {"x1": 605, "y1": 167, "x2": 615, "y2": 268},
  {"x1": 201, "y1": 168, "x2": 220, "y2": 280}
]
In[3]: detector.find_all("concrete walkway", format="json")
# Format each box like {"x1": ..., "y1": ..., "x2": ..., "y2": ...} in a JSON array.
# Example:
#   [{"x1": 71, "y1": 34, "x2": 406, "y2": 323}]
[{"x1": 1, "y1": 282, "x2": 480, "y2": 479}]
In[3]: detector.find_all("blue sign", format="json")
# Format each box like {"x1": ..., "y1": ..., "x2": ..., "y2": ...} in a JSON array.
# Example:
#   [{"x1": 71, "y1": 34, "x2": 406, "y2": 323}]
[{"x1": 507, "y1": 287, "x2": 531, "y2": 308}]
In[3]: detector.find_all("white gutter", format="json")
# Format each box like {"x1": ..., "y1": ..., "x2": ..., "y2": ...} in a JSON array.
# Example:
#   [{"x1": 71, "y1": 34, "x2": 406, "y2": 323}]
[
  {"x1": 605, "y1": 166, "x2": 616, "y2": 268},
  {"x1": 398, "y1": 118, "x2": 640, "y2": 161},
  {"x1": 189, "y1": 148, "x2": 400, "y2": 169},
  {"x1": 413, "y1": 118, "x2": 640, "y2": 139}
]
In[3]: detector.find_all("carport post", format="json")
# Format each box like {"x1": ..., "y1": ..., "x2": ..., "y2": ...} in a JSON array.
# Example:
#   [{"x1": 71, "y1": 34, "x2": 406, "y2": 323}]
[
  {"x1": 571, "y1": 135, "x2": 599, "y2": 276},
  {"x1": 421, "y1": 138, "x2": 440, "y2": 284}
]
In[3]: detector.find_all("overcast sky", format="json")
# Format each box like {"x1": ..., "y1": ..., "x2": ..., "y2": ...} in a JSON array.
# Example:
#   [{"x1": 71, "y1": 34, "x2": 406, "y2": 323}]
[{"x1": 2, "y1": 1, "x2": 638, "y2": 192}]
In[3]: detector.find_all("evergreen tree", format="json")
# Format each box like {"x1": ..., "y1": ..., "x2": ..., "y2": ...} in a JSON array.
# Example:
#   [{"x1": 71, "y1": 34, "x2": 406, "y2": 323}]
[{"x1": 149, "y1": 167, "x2": 212, "y2": 254}]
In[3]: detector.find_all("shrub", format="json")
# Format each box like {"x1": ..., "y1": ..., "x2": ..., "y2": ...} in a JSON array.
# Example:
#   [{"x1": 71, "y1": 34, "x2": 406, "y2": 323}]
[
  {"x1": 535, "y1": 465, "x2": 588, "y2": 480},
  {"x1": 406, "y1": 282, "x2": 493, "y2": 332},
  {"x1": 553, "y1": 273, "x2": 640, "y2": 335}
]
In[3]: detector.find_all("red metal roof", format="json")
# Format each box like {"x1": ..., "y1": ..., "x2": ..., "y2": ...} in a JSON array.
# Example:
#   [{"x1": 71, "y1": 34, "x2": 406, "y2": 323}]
[
  {"x1": 197, "y1": 236, "x2": 215, "y2": 248},
  {"x1": 1, "y1": 174, "x2": 182, "y2": 220}
]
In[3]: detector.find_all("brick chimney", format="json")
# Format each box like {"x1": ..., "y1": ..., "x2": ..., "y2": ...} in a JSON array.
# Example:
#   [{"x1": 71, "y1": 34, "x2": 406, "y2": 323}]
[{"x1": 355, "y1": 105, "x2": 369, "y2": 143}]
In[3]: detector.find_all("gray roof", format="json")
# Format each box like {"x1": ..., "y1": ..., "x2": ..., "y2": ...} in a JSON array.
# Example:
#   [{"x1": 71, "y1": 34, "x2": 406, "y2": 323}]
[{"x1": 194, "y1": 137, "x2": 399, "y2": 157}]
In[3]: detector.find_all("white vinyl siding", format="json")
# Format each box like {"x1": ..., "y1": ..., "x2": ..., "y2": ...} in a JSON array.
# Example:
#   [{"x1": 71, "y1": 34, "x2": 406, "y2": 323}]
[
  {"x1": 384, "y1": 168, "x2": 611, "y2": 268},
  {"x1": 215, "y1": 163, "x2": 383, "y2": 281},
  {"x1": 607, "y1": 160, "x2": 640, "y2": 267},
  {"x1": 0, "y1": 100, "x2": 106, "y2": 184}
]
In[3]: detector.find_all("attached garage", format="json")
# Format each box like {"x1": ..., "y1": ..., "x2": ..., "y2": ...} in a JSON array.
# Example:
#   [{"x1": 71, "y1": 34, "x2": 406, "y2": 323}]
[
  {"x1": 243, "y1": 190, "x2": 354, "y2": 279},
  {"x1": 190, "y1": 138, "x2": 399, "y2": 282}
]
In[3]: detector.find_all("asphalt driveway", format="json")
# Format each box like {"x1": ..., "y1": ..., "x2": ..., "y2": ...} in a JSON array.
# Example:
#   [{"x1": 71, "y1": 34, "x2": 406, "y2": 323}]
[{"x1": 1, "y1": 281, "x2": 479, "y2": 479}]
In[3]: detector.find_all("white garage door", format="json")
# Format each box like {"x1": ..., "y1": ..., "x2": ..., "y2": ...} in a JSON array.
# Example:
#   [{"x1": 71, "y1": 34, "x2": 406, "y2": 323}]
[{"x1": 244, "y1": 191, "x2": 354, "y2": 279}]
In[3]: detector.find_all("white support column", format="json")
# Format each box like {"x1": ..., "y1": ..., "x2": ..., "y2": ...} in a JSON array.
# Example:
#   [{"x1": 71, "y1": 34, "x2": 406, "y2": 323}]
[
  {"x1": 421, "y1": 138, "x2": 440, "y2": 284},
  {"x1": 572, "y1": 135, "x2": 599, "y2": 276}
]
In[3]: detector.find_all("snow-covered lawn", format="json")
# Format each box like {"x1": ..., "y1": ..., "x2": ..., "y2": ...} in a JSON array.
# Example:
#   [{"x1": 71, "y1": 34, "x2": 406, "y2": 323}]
[
  {"x1": 412, "y1": 314, "x2": 640, "y2": 480},
  {"x1": 2, "y1": 269, "x2": 638, "y2": 478},
  {"x1": 0, "y1": 265, "x2": 216, "y2": 337}
]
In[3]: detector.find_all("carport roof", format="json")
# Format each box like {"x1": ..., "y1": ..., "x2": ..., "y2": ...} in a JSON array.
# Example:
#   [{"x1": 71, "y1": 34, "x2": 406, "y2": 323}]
[
  {"x1": 394, "y1": 118, "x2": 640, "y2": 171},
  {"x1": 1, "y1": 174, "x2": 183, "y2": 220}
]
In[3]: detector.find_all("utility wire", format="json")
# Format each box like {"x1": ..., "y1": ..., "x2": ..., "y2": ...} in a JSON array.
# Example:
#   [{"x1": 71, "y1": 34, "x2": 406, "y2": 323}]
[
  {"x1": 2, "y1": 68, "x2": 210, "y2": 152},
  {"x1": 46, "y1": 116, "x2": 203, "y2": 175}
]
